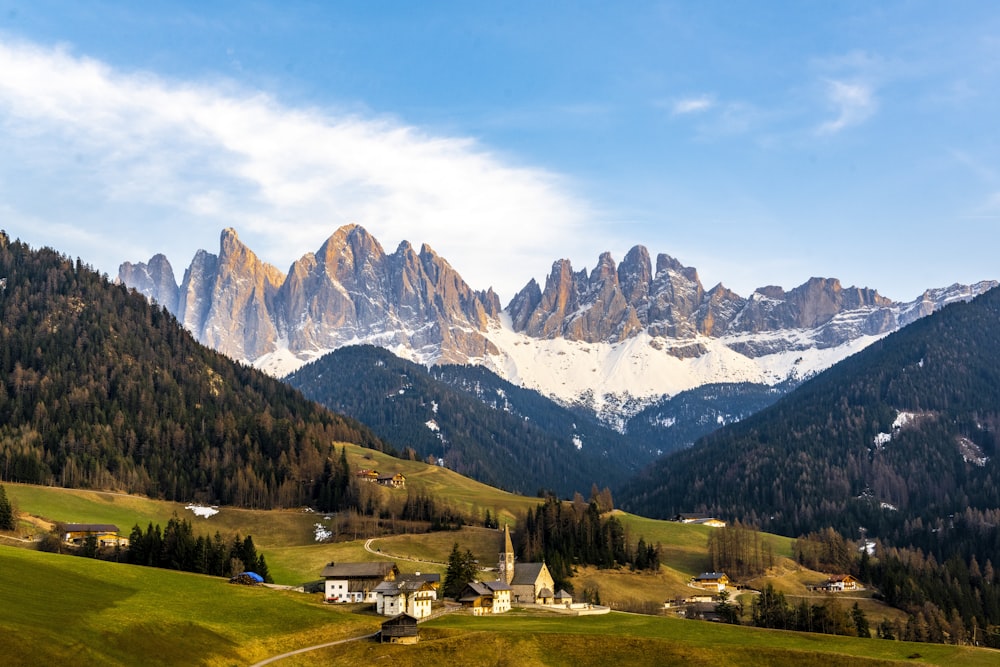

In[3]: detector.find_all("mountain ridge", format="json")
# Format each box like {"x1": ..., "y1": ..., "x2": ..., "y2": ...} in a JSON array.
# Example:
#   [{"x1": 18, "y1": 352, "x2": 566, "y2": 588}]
[{"x1": 119, "y1": 225, "x2": 996, "y2": 419}]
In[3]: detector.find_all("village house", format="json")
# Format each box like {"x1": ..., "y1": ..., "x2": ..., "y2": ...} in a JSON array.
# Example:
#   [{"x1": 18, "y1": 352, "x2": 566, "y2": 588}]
[
  {"x1": 692, "y1": 572, "x2": 730, "y2": 592},
  {"x1": 458, "y1": 580, "x2": 512, "y2": 615},
  {"x1": 823, "y1": 574, "x2": 861, "y2": 592},
  {"x1": 374, "y1": 578, "x2": 436, "y2": 619},
  {"x1": 379, "y1": 614, "x2": 419, "y2": 644},
  {"x1": 62, "y1": 523, "x2": 128, "y2": 548},
  {"x1": 377, "y1": 472, "x2": 406, "y2": 489},
  {"x1": 355, "y1": 469, "x2": 379, "y2": 482},
  {"x1": 321, "y1": 561, "x2": 399, "y2": 603}
]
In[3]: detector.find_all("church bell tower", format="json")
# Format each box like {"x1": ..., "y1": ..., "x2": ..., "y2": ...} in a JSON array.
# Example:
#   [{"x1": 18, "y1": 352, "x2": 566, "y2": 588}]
[{"x1": 499, "y1": 523, "x2": 515, "y2": 584}]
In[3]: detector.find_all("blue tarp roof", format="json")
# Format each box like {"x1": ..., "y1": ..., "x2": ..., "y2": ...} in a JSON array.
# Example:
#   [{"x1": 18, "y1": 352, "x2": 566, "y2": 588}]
[{"x1": 241, "y1": 572, "x2": 264, "y2": 583}]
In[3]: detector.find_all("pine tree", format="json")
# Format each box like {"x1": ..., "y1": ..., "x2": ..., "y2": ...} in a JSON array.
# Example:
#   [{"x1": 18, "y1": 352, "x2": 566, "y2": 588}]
[{"x1": 0, "y1": 484, "x2": 15, "y2": 531}]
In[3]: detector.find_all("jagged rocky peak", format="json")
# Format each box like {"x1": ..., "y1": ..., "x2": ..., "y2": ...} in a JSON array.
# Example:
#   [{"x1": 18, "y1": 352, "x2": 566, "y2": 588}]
[
  {"x1": 120, "y1": 223, "x2": 503, "y2": 369},
  {"x1": 119, "y1": 253, "x2": 178, "y2": 309}
]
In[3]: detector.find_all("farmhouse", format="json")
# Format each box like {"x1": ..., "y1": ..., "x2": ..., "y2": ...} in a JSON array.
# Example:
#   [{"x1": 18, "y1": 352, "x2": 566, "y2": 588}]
[
  {"x1": 374, "y1": 575, "x2": 438, "y2": 619},
  {"x1": 380, "y1": 614, "x2": 419, "y2": 644},
  {"x1": 692, "y1": 572, "x2": 730, "y2": 592},
  {"x1": 356, "y1": 469, "x2": 380, "y2": 482},
  {"x1": 62, "y1": 523, "x2": 127, "y2": 548},
  {"x1": 673, "y1": 513, "x2": 727, "y2": 527},
  {"x1": 824, "y1": 574, "x2": 861, "y2": 592},
  {"x1": 458, "y1": 580, "x2": 512, "y2": 615},
  {"x1": 498, "y1": 524, "x2": 556, "y2": 605},
  {"x1": 321, "y1": 561, "x2": 399, "y2": 603},
  {"x1": 377, "y1": 473, "x2": 406, "y2": 488}
]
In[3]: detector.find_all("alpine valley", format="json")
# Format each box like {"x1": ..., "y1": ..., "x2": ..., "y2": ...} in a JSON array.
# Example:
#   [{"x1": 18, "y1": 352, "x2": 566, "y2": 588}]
[{"x1": 120, "y1": 224, "x2": 995, "y2": 440}]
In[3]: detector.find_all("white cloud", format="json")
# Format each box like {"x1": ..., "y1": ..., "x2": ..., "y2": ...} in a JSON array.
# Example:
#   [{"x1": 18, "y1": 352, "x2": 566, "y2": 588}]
[
  {"x1": 671, "y1": 95, "x2": 714, "y2": 115},
  {"x1": 0, "y1": 39, "x2": 606, "y2": 299},
  {"x1": 818, "y1": 79, "x2": 877, "y2": 134}
]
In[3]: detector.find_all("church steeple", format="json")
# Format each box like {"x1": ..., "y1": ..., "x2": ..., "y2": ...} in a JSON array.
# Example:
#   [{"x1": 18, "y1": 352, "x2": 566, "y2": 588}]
[{"x1": 499, "y1": 523, "x2": 515, "y2": 585}]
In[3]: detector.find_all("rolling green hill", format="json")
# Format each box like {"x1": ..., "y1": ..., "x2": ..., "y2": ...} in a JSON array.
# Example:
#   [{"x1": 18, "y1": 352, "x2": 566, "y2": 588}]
[{"x1": 2, "y1": 544, "x2": 996, "y2": 667}]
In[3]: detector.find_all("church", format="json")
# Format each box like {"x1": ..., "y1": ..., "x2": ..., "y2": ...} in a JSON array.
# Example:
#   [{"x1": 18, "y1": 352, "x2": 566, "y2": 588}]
[{"x1": 498, "y1": 524, "x2": 557, "y2": 605}]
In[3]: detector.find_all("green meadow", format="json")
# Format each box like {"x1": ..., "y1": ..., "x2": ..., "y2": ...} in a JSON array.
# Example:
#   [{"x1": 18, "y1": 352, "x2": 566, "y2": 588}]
[
  {"x1": 0, "y1": 545, "x2": 378, "y2": 667},
  {"x1": 4, "y1": 544, "x2": 999, "y2": 667}
]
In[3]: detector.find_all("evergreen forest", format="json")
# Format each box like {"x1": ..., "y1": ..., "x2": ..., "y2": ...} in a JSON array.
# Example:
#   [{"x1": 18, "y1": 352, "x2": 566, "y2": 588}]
[
  {"x1": 0, "y1": 233, "x2": 385, "y2": 509},
  {"x1": 286, "y1": 344, "x2": 654, "y2": 496}
]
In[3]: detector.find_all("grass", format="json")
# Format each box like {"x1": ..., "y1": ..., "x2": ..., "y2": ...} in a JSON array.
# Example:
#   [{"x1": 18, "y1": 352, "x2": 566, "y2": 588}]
[
  {"x1": 0, "y1": 544, "x2": 380, "y2": 666},
  {"x1": 274, "y1": 612, "x2": 1000, "y2": 667},
  {"x1": 341, "y1": 443, "x2": 542, "y2": 525}
]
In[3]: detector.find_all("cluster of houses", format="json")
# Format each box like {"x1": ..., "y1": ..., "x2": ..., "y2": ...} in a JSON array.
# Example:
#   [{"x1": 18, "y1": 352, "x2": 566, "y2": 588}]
[
  {"x1": 322, "y1": 524, "x2": 602, "y2": 635},
  {"x1": 355, "y1": 469, "x2": 407, "y2": 488}
]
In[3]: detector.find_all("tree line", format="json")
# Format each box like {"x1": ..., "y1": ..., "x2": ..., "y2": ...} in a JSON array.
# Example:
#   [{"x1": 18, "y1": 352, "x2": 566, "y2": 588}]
[
  {"x1": 0, "y1": 235, "x2": 387, "y2": 509},
  {"x1": 514, "y1": 493, "x2": 661, "y2": 591},
  {"x1": 124, "y1": 516, "x2": 272, "y2": 582}
]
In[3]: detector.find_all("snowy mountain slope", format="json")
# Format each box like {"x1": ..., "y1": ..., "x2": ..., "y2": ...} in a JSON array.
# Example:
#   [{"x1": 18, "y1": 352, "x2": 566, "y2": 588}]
[{"x1": 119, "y1": 225, "x2": 997, "y2": 423}]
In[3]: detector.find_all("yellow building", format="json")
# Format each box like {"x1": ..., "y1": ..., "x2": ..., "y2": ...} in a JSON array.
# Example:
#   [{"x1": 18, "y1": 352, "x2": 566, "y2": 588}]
[{"x1": 63, "y1": 523, "x2": 127, "y2": 548}]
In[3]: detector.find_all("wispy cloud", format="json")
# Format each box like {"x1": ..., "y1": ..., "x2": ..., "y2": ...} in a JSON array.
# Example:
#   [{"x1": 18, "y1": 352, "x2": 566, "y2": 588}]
[
  {"x1": 0, "y1": 39, "x2": 605, "y2": 299},
  {"x1": 818, "y1": 79, "x2": 877, "y2": 134},
  {"x1": 671, "y1": 95, "x2": 714, "y2": 115}
]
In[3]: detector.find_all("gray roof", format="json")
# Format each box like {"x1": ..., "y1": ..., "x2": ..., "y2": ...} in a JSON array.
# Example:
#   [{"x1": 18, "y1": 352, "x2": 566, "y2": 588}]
[
  {"x1": 695, "y1": 572, "x2": 727, "y2": 580},
  {"x1": 458, "y1": 582, "x2": 492, "y2": 602},
  {"x1": 554, "y1": 589, "x2": 572, "y2": 599},
  {"x1": 510, "y1": 562, "x2": 548, "y2": 586},
  {"x1": 63, "y1": 524, "x2": 119, "y2": 533},
  {"x1": 537, "y1": 587, "x2": 554, "y2": 598},
  {"x1": 373, "y1": 580, "x2": 400, "y2": 594},
  {"x1": 484, "y1": 580, "x2": 511, "y2": 592},
  {"x1": 321, "y1": 561, "x2": 397, "y2": 579},
  {"x1": 399, "y1": 573, "x2": 440, "y2": 584}
]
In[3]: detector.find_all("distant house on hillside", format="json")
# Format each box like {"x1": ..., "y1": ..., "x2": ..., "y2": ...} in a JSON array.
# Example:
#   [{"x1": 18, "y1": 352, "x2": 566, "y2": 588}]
[
  {"x1": 321, "y1": 561, "x2": 399, "y2": 603},
  {"x1": 62, "y1": 524, "x2": 127, "y2": 548},
  {"x1": 356, "y1": 469, "x2": 380, "y2": 482},
  {"x1": 692, "y1": 572, "x2": 730, "y2": 592},
  {"x1": 823, "y1": 574, "x2": 861, "y2": 592},
  {"x1": 377, "y1": 473, "x2": 406, "y2": 488},
  {"x1": 673, "y1": 513, "x2": 726, "y2": 527}
]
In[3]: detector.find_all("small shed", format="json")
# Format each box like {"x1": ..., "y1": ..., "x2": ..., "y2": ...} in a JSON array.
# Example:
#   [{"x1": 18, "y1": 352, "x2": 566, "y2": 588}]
[{"x1": 380, "y1": 613, "x2": 419, "y2": 644}]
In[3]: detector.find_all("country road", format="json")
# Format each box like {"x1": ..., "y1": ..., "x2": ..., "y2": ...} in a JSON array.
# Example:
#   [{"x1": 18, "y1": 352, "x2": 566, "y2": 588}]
[
  {"x1": 363, "y1": 537, "x2": 446, "y2": 566},
  {"x1": 247, "y1": 632, "x2": 378, "y2": 666}
]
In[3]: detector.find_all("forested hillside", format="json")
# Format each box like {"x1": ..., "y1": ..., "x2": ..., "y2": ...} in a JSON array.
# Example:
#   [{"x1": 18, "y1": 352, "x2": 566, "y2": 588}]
[
  {"x1": 621, "y1": 285, "x2": 1000, "y2": 562},
  {"x1": 286, "y1": 345, "x2": 650, "y2": 496},
  {"x1": 0, "y1": 232, "x2": 384, "y2": 508},
  {"x1": 623, "y1": 380, "x2": 796, "y2": 455}
]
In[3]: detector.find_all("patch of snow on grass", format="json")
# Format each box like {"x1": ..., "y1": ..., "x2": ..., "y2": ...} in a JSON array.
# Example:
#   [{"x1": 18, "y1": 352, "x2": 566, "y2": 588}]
[
  {"x1": 314, "y1": 523, "x2": 333, "y2": 542},
  {"x1": 186, "y1": 504, "x2": 219, "y2": 518}
]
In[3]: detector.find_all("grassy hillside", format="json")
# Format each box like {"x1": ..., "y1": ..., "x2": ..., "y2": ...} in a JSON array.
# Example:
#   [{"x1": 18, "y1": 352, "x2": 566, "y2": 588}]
[
  {"x1": 4, "y1": 456, "x2": 722, "y2": 592},
  {"x1": 3, "y1": 544, "x2": 997, "y2": 667},
  {"x1": 269, "y1": 611, "x2": 1000, "y2": 667},
  {"x1": 0, "y1": 545, "x2": 378, "y2": 667}
]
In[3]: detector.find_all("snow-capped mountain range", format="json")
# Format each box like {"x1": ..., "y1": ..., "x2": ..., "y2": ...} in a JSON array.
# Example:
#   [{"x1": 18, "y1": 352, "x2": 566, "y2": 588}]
[{"x1": 119, "y1": 225, "x2": 996, "y2": 421}]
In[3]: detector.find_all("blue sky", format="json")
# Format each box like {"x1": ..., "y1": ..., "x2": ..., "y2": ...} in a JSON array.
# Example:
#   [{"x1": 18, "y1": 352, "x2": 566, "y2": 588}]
[{"x1": 0, "y1": 1, "x2": 997, "y2": 302}]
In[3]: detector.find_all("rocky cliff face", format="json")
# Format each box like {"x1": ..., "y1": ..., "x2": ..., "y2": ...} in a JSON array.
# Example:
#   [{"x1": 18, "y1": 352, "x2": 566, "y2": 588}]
[
  {"x1": 120, "y1": 225, "x2": 997, "y2": 416},
  {"x1": 506, "y1": 247, "x2": 974, "y2": 358},
  {"x1": 123, "y1": 225, "x2": 499, "y2": 368}
]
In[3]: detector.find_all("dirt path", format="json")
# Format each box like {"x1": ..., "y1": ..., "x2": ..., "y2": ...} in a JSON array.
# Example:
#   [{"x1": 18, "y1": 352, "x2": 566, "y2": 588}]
[
  {"x1": 364, "y1": 537, "x2": 445, "y2": 566},
  {"x1": 247, "y1": 632, "x2": 378, "y2": 666}
]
